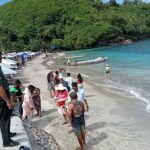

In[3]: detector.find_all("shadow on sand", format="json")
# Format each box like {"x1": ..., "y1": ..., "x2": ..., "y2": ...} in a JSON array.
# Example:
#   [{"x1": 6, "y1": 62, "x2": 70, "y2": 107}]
[
  {"x1": 87, "y1": 122, "x2": 107, "y2": 131},
  {"x1": 86, "y1": 132, "x2": 108, "y2": 149}
]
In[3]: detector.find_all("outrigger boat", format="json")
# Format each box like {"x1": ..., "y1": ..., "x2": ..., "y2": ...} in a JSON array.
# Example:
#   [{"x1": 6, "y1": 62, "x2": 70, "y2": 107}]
[{"x1": 65, "y1": 56, "x2": 108, "y2": 66}]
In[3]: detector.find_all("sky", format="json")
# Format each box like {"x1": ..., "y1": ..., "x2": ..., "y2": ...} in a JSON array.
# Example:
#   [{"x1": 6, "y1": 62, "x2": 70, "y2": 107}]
[
  {"x1": 0, "y1": 0, "x2": 10, "y2": 5},
  {"x1": 0, "y1": 0, "x2": 149, "y2": 5}
]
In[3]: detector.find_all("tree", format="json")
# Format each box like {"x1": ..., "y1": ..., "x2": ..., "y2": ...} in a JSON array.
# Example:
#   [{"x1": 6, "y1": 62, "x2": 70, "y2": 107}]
[{"x1": 133, "y1": 0, "x2": 143, "y2": 5}]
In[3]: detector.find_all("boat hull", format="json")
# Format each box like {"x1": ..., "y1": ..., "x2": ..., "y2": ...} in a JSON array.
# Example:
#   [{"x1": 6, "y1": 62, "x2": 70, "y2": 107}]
[{"x1": 70, "y1": 57, "x2": 107, "y2": 66}]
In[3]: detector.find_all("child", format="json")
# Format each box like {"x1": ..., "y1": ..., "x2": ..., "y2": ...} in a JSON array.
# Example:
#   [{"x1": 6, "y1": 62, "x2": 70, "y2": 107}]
[{"x1": 10, "y1": 87, "x2": 19, "y2": 116}]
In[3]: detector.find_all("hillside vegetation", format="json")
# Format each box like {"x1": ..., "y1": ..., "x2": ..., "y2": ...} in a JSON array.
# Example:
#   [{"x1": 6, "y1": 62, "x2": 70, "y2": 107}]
[{"x1": 0, "y1": 0, "x2": 150, "y2": 51}]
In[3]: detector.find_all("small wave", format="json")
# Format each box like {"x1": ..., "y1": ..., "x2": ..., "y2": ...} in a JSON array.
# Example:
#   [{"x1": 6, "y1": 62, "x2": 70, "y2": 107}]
[
  {"x1": 81, "y1": 73, "x2": 89, "y2": 78},
  {"x1": 89, "y1": 79, "x2": 150, "y2": 113}
]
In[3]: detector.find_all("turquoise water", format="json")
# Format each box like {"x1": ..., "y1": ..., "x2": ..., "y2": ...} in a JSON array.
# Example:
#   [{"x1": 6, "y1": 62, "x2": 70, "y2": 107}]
[{"x1": 66, "y1": 40, "x2": 150, "y2": 111}]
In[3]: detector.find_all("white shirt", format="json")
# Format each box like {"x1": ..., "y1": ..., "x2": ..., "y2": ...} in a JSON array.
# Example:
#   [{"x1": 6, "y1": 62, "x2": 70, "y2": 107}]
[
  {"x1": 65, "y1": 77, "x2": 73, "y2": 89},
  {"x1": 67, "y1": 89, "x2": 85, "y2": 103},
  {"x1": 105, "y1": 66, "x2": 110, "y2": 71}
]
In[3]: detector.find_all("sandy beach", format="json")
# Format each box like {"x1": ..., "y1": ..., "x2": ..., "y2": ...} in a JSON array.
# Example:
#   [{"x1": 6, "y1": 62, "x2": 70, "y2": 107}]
[{"x1": 16, "y1": 54, "x2": 150, "y2": 150}]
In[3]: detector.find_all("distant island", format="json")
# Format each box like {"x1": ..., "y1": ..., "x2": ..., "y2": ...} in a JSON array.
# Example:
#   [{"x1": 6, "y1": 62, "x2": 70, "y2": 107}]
[{"x1": 0, "y1": 0, "x2": 149, "y2": 52}]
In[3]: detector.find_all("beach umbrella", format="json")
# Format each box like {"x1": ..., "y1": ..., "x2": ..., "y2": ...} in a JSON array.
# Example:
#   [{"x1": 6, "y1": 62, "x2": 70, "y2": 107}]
[{"x1": 0, "y1": 63, "x2": 17, "y2": 75}]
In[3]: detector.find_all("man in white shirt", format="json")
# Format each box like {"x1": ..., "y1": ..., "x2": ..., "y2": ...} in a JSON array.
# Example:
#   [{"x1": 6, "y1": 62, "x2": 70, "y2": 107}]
[
  {"x1": 65, "y1": 73, "x2": 73, "y2": 90},
  {"x1": 67, "y1": 82, "x2": 89, "y2": 111}
]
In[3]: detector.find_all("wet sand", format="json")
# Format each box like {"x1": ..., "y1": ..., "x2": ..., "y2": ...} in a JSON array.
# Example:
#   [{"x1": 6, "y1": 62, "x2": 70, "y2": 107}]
[{"x1": 17, "y1": 54, "x2": 150, "y2": 150}]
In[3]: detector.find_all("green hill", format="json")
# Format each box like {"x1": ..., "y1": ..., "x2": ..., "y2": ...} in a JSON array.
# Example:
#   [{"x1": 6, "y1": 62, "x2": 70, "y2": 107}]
[{"x1": 0, "y1": 0, "x2": 150, "y2": 51}]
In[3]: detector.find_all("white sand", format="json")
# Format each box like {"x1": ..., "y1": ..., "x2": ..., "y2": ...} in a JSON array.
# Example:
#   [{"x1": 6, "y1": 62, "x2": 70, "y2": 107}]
[{"x1": 16, "y1": 54, "x2": 150, "y2": 150}]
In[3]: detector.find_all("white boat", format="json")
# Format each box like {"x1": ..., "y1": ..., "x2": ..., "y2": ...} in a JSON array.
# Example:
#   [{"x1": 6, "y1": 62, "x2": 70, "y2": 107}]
[
  {"x1": 77, "y1": 57, "x2": 107, "y2": 65},
  {"x1": 68, "y1": 57, "x2": 108, "y2": 66}
]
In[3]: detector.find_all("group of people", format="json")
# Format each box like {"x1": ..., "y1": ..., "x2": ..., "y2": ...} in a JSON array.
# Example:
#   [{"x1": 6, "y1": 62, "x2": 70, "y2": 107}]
[
  {"x1": 0, "y1": 51, "x2": 42, "y2": 147},
  {"x1": 47, "y1": 68, "x2": 89, "y2": 150}
]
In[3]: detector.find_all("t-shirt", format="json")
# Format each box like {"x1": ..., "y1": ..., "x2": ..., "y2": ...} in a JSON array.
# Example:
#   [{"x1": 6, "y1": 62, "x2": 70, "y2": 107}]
[
  {"x1": 67, "y1": 89, "x2": 85, "y2": 103},
  {"x1": 105, "y1": 66, "x2": 110, "y2": 71},
  {"x1": 65, "y1": 77, "x2": 73, "y2": 89}
]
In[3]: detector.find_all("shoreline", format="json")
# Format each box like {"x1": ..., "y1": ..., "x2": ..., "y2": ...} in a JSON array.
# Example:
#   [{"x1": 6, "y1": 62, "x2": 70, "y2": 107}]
[
  {"x1": 45, "y1": 53, "x2": 149, "y2": 113},
  {"x1": 18, "y1": 54, "x2": 150, "y2": 150},
  {"x1": 61, "y1": 37, "x2": 150, "y2": 51},
  {"x1": 46, "y1": 53, "x2": 150, "y2": 146}
]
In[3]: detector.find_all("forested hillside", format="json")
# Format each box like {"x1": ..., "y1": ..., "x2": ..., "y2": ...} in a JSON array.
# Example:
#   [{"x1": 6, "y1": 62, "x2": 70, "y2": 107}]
[{"x1": 0, "y1": 0, "x2": 150, "y2": 51}]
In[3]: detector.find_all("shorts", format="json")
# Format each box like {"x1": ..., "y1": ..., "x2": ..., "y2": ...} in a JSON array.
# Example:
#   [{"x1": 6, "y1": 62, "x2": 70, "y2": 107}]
[
  {"x1": 106, "y1": 70, "x2": 110, "y2": 74},
  {"x1": 48, "y1": 83, "x2": 55, "y2": 91},
  {"x1": 72, "y1": 124, "x2": 85, "y2": 136}
]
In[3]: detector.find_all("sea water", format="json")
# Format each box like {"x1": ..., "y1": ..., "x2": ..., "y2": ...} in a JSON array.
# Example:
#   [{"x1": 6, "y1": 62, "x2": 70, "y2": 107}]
[{"x1": 66, "y1": 40, "x2": 150, "y2": 112}]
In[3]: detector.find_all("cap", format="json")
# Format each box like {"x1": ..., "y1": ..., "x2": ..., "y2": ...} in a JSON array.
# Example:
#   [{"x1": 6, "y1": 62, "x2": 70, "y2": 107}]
[
  {"x1": 10, "y1": 87, "x2": 18, "y2": 93},
  {"x1": 69, "y1": 91, "x2": 77, "y2": 98}
]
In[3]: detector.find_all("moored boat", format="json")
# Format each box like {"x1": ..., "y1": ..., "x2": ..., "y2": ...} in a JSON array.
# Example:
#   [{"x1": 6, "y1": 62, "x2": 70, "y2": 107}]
[{"x1": 66, "y1": 56, "x2": 108, "y2": 66}]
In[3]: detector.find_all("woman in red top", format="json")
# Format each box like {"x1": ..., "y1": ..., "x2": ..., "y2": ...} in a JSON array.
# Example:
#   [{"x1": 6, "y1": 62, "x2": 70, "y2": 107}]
[{"x1": 55, "y1": 84, "x2": 68, "y2": 124}]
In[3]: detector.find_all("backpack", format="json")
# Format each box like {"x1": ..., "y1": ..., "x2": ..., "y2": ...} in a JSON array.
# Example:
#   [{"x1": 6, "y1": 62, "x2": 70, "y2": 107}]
[{"x1": 73, "y1": 101, "x2": 83, "y2": 118}]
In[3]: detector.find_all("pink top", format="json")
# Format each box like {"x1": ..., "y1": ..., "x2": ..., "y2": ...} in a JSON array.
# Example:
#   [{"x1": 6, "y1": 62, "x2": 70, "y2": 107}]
[{"x1": 55, "y1": 90, "x2": 68, "y2": 101}]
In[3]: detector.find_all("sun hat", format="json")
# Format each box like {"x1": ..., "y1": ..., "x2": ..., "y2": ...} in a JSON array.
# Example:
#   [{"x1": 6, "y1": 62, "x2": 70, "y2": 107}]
[
  {"x1": 69, "y1": 91, "x2": 77, "y2": 98},
  {"x1": 55, "y1": 84, "x2": 66, "y2": 90},
  {"x1": 10, "y1": 87, "x2": 18, "y2": 93},
  {"x1": 106, "y1": 64, "x2": 109, "y2": 67}
]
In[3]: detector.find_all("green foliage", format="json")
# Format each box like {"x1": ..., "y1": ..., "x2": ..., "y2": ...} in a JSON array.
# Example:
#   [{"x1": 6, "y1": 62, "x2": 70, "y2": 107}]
[{"x1": 0, "y1": 0, "x2": 149, "y2": 51}]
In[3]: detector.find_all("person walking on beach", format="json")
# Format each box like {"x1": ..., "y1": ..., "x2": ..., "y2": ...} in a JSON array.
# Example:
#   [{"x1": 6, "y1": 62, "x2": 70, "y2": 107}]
[
  {"x1": 0, "y1": 52, "x2": 19, "y2": 147},
  {"x1": 105, "y1": 64, "x2": 110, "y2": 79},
  {"x1": 65, "y1": 73, "x2": 73, "y2": 90},
  {"x1": 77, "y1": 73, "x2": 83, "y2": 89},
  {"x1": 22, "y1": 85, "x2": 35, "y2": 123},
  {"x1": 59, "y1": 75, "x2": 70, "y2": 91},
  {"x1": 55, "y1": 84, "x2": 68, "y2": 124},
  {"x1": 67, "y1": 91, "x2": 86, "y2": 150},
  {"x1": 47, "y1": 71, "x2": 55, "y2": 98},
  {"x1": 32, "y1": 87, "x2": 42, "y2": 117},
  {"x1": 68, "y1": 82, "x2": 89, "y2": 112}
]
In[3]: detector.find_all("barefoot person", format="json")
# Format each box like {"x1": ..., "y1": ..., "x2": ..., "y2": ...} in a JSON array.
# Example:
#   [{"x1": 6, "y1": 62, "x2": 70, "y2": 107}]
[
  {"x1": 47, "y1": 71, "x2": 55, "y2": 98},
  {"x1": 22, "y1": 85, "x2": 35, "y2": 123},
  {"x1": 55, "y1": 84, "x2": 68, "y2": 124},
  {"x1": 65, "y1": 72, "x2": 73, "y2": 90},
  {"x1": 67, "y1": 91, "x2": 86, "y2": 150},
  {"x1": 32, "y1": 87, "x2": 42, "y2": 117},
  {"x1": 77, "y1": 73, "x2": 83, "y2": 89},
  {"x1": 105, "y1": 64, "x2": 110, "y2": 79}
]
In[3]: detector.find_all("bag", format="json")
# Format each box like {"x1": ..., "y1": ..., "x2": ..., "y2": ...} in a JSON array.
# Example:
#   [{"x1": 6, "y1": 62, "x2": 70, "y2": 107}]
[{"x1": 73, "y1": 101, "x2": 83, "y2": 118}]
